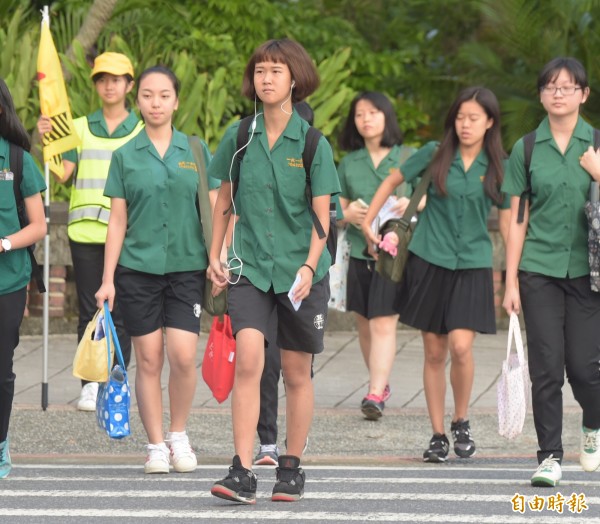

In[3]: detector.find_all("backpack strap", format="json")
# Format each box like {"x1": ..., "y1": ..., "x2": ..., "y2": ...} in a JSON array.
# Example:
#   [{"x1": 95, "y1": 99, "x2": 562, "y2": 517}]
[
  {"x1": 9, "y1": 143, "x2": 46, "y2": 293},
  {"x1": 302, "y1": 126, "x2": 326, "y2": 239},
  {"x1": 594, "y1": 128, "x2": 600, "y2": 150},
  {"x1": 517, "y1": 131, "x2": 536, "y2": 224},
  {"x1": 188, "y1": 136, "x2": 212, "y2": 248},
  {"x1": 226, "y1": 115, "x2": 255, "y2": 215}
]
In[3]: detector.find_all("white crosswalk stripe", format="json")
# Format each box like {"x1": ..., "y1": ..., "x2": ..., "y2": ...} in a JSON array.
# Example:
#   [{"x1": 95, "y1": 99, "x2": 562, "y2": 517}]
[{"x1": 2, "y1": 464, "x2": 599, "y2": 522}]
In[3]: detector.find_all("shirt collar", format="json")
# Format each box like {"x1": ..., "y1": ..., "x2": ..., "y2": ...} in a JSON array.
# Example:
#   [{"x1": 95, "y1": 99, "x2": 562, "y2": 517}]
[
  {"x1": 253, "y1": 109, "x2": 305, "y2": 141},
  {"x1": 88, "y1": 109, "x2": 139, "y2": 135},
  {"x1": 134, "y1": 127, "x2": 186, "y2": 150},
  {"x1": 452, "y1": 147, "x2": 489, "y2": 168},
  {"x1": 535, "y1": 115, "x2": 592, "y2": 143}
]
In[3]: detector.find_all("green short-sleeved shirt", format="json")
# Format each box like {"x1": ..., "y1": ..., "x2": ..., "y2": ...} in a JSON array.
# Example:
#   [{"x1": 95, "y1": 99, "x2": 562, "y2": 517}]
[
  {"x1": 63, "y1": 109, "x2": 140, "y2": 163},
  {"x1": 502, "y1": 116, "x2": 595, "y2": 278},
  {"x1": 402, "y1": 141, "x2": 509, "y2": 270},
  {"x1": 0, "y1": 138, "x2": 47, "y2": 294},
  {"x1": 104, "y1": 128, "x2": 216, "y2": 275},
  {"x1": 207, "y1": 111, "x2": 341, "y2": 293},
  {"x1": 338, "y1": 144, "x2": 415, "y2": 259}
]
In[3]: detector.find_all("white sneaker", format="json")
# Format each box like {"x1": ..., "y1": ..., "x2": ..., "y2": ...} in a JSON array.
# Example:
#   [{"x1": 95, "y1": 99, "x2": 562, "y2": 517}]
[
  {"x1": 145, "y1": 443, "x2": 170, "y2": 474},
  {"x1": 77, "y1": 383, "x2": 99, "y2": 411},
  {"x1": 580, "y1": 426, "x2": 600, "y2": 472},
  {"x1": 531, "y1": 455, "x2": 562, "y2": 487},
  {"x1": 165, "y1": 431, "x2": 197, "y2": 473}
]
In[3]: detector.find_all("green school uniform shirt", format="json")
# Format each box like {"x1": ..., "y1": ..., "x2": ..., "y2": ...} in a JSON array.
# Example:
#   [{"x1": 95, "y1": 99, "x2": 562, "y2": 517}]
[
  {"x1": 338, "y1": 144, "x2": 415, "y2": 260},
  {"x1": 63, "y1": 109, "x2": 140, "y2": 163},
  {"x1": 207, "y1": 111, "x2": 341, "y2": 293},
  {"x1": 502, "y1": 116, "x2": 595, "y2": 278},
  {"x1": 0, "y1": 138, "x2": 47, "y2": 294},
  {"x1": 104, "y1": 128, "x2": 217, "y2": 275},
  {"x1": 401, "y1": 141, "x2": 509, "y2": 270}
]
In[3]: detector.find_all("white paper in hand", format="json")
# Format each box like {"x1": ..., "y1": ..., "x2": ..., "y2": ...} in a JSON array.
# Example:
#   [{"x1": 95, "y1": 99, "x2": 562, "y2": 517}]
[{"x1": 288, "y1": 274, "x2": 302, "y2": 311}]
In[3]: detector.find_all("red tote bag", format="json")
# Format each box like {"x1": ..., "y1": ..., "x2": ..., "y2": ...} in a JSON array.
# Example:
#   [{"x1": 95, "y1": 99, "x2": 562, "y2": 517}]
[{"x1": 202, "y1": 314, "x2": 236, "y2": 403}]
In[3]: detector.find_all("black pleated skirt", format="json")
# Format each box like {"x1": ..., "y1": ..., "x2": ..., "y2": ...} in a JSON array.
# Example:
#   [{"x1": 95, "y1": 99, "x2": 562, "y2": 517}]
[{"x1": 396, "y1": 253, "x2": 496, "y2": 335}]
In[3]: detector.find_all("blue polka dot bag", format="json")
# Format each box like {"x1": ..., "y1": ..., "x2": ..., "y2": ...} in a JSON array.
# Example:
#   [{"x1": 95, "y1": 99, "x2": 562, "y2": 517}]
[{"x1": 96, "y1": 302, "x2": 131, "y2": 439}]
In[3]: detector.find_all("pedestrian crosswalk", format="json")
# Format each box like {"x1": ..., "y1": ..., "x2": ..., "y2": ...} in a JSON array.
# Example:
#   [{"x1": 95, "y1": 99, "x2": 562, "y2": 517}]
[{"x1": 1, "y1": 464, "x2": 599, "y2": 522}]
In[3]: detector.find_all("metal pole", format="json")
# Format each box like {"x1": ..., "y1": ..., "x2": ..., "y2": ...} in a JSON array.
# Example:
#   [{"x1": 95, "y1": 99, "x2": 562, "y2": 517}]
[
  {"x1": 42, "y1": 160, "x2": 50, "y2": 411},
  {"x1": 41, "y1": 4, "x2": 50, "y2": 411}
]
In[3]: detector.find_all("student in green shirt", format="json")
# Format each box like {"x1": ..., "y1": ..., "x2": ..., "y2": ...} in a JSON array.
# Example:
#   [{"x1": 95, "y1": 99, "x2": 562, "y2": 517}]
[
  {"x1": 503, "y1": 57, "x2": 600, "y2": 488},
  {"x1": 37, "y1": 52, "x2": 142, "y2": 412},
  {"x1": 364, "y1": 86, "x2": 510, "y2": 464},
  {"x1": 208, "y1": 39, "x2": 340, "y2": 504},
  {"x1": 96, "y1": 66, "x2": 214, "y2": 476},
  {"x1": 337, "y1": 91, "x2": 415, "y2": 421},
  {"x1": 0, "y1": 78, "x2": 47, "y2": 479}
]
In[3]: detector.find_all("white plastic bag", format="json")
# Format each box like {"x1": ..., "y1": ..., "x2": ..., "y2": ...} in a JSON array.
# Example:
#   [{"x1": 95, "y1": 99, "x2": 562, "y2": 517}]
[
  {"x1": 328, "y1": 226, "x2": 350, "y2": 312},
  {"x1": 497, "y1": 312, "x2": 531, "y2": 439}
]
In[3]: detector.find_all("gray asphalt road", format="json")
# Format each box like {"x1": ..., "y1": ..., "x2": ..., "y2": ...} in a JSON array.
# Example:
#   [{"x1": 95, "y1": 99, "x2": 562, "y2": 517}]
[{"x1": 2, "y1": 462, "x2": 599, "y2": 523}]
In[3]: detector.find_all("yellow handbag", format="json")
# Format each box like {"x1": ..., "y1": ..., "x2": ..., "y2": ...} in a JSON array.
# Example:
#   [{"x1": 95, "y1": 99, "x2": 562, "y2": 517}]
[{"x1": 72, "y1": 309, "x2": 113, "y2": 382}]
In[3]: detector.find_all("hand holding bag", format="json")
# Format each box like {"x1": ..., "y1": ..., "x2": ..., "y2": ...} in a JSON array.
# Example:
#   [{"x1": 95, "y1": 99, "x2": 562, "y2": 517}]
[
  {"x1": 96, "y1": 302, "x2": 131, "y2": 439},
  {"x1": 72, "y1": 308, "x2": 113, "y2": 382},
  {"x1": 497, "y1": 312, "x2": 530, "y2": 439},
  {"x1": 375, "y1": 169, "x2": 431, "y2": 283},
  {"x1": 202, "y1": 314, "x2": 236, "y2": 403},
  {"x1": 189, "y1": 136, "x2": 228, "y2": 316}
]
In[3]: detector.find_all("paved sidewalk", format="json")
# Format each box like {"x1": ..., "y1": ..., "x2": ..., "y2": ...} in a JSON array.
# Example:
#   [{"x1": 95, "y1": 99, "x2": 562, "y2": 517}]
[{"x1": 11, "y1": 328, "x2": 583, "y2": 465}]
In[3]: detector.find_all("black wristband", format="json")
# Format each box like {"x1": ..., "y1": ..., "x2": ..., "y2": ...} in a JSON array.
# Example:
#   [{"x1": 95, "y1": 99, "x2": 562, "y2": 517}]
[{"x1": 301, "y1": 263, "x2": 315, "y2": 276}]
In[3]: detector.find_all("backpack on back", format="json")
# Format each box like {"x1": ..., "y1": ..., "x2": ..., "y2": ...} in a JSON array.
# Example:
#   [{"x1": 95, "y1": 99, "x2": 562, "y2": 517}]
[
  {"x1": 235, "y1": 115, "x2": 338, "y2": 258},
  {"x1": 519, "y1": 128, "x2": 600, "y2": 223},
  {"x1": 9, "y1": 143, "x2": 46, "y2": 293}
]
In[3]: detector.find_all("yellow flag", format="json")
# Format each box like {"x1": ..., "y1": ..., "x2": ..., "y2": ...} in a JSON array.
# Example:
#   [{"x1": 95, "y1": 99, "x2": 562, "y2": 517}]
[{"x1": 37, "y1": 13, "x2": 80, "y2": 179}]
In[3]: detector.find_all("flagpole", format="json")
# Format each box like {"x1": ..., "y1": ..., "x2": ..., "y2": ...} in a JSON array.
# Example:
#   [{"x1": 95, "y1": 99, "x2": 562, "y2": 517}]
[
  {"x1": 42, "y1": 160, "x2": 50, "y2": 411},
  {"x1": 41, "y1": 4, "x2": 50, "y2": 411}
]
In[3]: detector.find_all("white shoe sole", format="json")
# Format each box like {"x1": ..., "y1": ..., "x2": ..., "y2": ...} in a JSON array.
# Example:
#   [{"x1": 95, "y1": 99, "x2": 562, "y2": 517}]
[
  {"x1": 145, "y1": 463, "x2": 170, "y2": 474},
  {"x1": 77, "y1": 402, "x2": 96, "y2": 412}
]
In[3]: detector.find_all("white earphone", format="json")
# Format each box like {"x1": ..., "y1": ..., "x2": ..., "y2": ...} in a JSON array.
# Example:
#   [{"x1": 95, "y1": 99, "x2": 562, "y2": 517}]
[{"x1": 291, "y1": 80, "x2": 296, "y2": 88}]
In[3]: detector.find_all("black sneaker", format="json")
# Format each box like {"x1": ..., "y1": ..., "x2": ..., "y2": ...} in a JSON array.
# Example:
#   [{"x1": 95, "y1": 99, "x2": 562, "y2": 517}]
[
  {"x1": 423, "y1": 433, "x2": 450, "y2": 463},
  {"x1": 361, "y1": 393, "x2": 385, "y2": 420},
  {"x1": 451, "y1": 418, "x2": 476, "y2": 458},
  {"x1": 272, "y1": 455, "x2": 305, "y2": 502},
  {"x1": 211, "y1": 455, "x2": 257, "y2": 504}
]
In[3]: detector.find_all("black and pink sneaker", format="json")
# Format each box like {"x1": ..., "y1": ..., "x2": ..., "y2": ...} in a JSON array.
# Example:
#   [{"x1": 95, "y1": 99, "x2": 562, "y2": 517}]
[{"x1": 361, "y1": 393, "x2": 385, "y2": 420}]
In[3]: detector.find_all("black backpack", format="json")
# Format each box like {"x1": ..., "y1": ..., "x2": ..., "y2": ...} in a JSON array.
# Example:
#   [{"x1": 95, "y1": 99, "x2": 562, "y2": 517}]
[
  {"x1": 518, "y1": 128, "x2": 600, "y2": 223},
  {"x1": 9, "y1": 143, "x2": 46, "y2": 293},
  {"x1": 235, "y1": 115, "x2": 337, "y2": 258}
]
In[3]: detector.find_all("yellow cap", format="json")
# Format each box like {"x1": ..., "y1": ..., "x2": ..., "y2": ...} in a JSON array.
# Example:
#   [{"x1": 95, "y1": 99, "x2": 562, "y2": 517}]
[{"x1": 90, "y1": 52, "x2": 134, "y2": 78}]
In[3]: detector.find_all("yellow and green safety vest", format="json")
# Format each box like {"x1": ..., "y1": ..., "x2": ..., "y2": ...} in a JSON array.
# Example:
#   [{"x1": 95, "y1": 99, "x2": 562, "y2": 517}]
[{"x1": 68, "y1": 117, "x2": 143, "y2": 243}]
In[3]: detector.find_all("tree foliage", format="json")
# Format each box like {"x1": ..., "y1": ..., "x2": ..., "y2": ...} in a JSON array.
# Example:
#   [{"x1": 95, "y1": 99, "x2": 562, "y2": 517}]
[{"x1": 3, "y1": 0, "x2": 600, "y2": 202}]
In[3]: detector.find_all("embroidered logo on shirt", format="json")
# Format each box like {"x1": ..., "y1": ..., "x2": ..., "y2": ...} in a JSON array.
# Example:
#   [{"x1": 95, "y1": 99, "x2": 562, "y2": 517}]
[
  {"x1": 287, "y1": 157, "x2": 304, "y2": 169},
  {"x1": 0, "y1": 169, "x2": 14, "y2": 181},
  {"x1": 179, "y1": 161, "x2": 197, "y2": 171},
  {"x1": 313, "y1": 313, "x2": 325, "y2": 330},
  {"x1": 193, "y1": 303, "x2": 201, "y2": 318}
]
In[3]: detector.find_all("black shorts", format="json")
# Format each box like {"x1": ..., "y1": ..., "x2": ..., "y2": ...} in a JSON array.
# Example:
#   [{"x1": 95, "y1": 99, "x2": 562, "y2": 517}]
[
  {"x1": 227, "y1": 275, "x2": 329, "y2": 355},
  {"x1": 115, "y1": 265, "x2": 205, "y2": 336},
  {"x1": 346, "y1": 257, "x2": 400, "y2": 319},
  {"x1": 396, "y1": 254, "x2": 496, "y2": 335}
]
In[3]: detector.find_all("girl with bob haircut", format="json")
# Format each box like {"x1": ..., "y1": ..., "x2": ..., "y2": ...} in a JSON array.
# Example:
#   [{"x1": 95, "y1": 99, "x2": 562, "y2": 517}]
[
  {"x1": 96, "y1": 65, "x2": 216, "y2": 475},
  {"x1": 337, "y1": 91, "x2": 415, "y2": 420},
  {"x1": 503, "y1": 57, "x2": 600, "y2": 487},
  {"x1": 363, "y1": 86, "x2": 510, "y2": 463},
  {"x1": 0, "y1": 78, "x2": 47, "y2": 478},
  {"x1": 208, "y1": 39, "x2": 340, "y2": 504}
]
